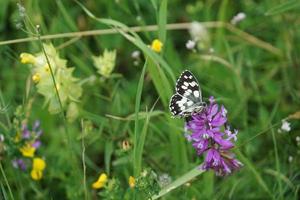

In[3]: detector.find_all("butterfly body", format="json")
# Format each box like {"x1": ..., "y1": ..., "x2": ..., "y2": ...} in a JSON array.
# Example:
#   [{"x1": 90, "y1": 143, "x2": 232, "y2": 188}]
[{"x1": 169, "y1": 70, "x2": 206, "y2": 118}]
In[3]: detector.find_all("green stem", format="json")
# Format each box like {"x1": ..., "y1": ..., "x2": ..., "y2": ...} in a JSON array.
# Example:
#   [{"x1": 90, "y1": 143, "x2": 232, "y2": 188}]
[
  {"x1": 35, "y1": 26, "x2": 80, "y2": 177},
  {"x1": 0, "y1": 162, "x2": 15, "y2": 200}
]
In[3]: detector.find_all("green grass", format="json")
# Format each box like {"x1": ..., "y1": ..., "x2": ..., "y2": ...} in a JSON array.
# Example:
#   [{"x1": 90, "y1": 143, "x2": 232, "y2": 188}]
[{"x1": 0, "y1": 0, "x2": 300, "y2": 199}]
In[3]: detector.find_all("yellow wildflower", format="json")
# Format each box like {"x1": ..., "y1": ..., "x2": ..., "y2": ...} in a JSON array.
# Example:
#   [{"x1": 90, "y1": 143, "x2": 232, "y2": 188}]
[
  {"x1": 151, "y1": 39, "x2": 163, "y2": 53},
  {"x1": 19, "y1": 143, "x2": 35, "y2": 157},
  {"x1": 32, "y1": 73, "x2": 41, "y2": 83},
  {"x1": 128, "y1": 176, "x2": 135, "y2": 188},
  {"x1": 92, "y1": 173, "x2": 108, "y2": 189},
  {"x1": 31, "y1": 169, "x2": 43, "y2": 180},
  {"x1": 33, "y1": 157, "x2": 46, "y2": 171},
  {"x1": 20, "y1": 53, "x2": 36, "y2": 64}
]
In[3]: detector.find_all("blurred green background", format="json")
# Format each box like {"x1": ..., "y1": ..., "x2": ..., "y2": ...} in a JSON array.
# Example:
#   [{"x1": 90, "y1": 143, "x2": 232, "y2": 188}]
[{"x1": 0, "y1": 0, "x2": 300, "y2": 199}]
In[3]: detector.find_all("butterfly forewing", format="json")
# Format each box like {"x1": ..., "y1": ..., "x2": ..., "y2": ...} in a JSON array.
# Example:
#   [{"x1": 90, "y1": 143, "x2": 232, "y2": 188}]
[
  {"x1": 169, "y1": 70, "x2": 205, "y2": 118},
  {"x1": 175, "y1": 70, "x2": 202, "y2": 102}
]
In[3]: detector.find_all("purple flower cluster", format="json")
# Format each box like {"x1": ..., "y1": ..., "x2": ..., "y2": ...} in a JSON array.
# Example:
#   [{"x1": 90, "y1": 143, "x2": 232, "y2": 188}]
[
  {"x1": 12, "y1": 120, "x2": 43, "y2": 171},
  {"x1": 185, "y1": 97, "x2": 242, "y2": 176},
  {"x1": 12, "y1": 158, "x2": 27, "y2": 171},
  {"x1": 22, "y1": 120, "x2": 43, "y2": 149}
]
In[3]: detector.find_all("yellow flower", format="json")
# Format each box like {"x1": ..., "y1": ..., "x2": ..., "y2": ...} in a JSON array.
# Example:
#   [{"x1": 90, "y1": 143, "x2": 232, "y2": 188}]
[
  {"x1": 128, "y1": 176, "x2": 135, "y2": 188},
  {"x1": 31, "y1": 169, "x2": 43, "y2": 180},
  {"x1": 33, "y1": 157, "x2": 46, "y2": 171},
  {"x1": 92, "y1": 173, "x2": 108, "y2": 189},
  {"x1": 19, "y1": 143, "x2": 36, "y2": 158},
  {"x1": 151, "y1": 39, "x2": 163, "y2": 53},
  {"x1": 20, "y1": 53, "x2": 36, "y2": 64},
  {"x1": 32, "y1": 73, "x2": 41, "y2": 83}
]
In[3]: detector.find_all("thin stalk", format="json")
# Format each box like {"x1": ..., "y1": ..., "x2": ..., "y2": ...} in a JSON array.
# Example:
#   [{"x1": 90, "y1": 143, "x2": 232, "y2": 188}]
[
  {"x1": 234, "y1": 119, "x2": 285, "y2": 149},
  {"x1": 271, "y1": 127, "x2": 283, "y2": 199},
  {"x1": 81, "y1": 119, "x2": 88, "y2": 200},
  {"x1": 0, "y1": 162, "x2": 14, "y2": 200},
  {"x1": 0, "y1": 90, "x2": 11, "y2": 128},
  {"x1": 0, "y1": 22, "x2": 282, "y2": 56},
  {"x1": 35, "y1": 26, "x2": 80, "y2": 173}
]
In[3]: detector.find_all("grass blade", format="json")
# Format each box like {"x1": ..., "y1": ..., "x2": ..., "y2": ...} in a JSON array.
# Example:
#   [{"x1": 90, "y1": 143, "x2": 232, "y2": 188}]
[
  {"x1": 151, "y1": 165, "x2": 205, "y2": 200},
  {"x1": 158, "y1": 0, "x2": 167, "y2": 44},
  {"x1": 236, "y1": 150, "x2": 273, "y2": 198},
  {"x1": 265, "y1": 0, "x2": 300, "y2": 16},
  {"x1": 133, "y1": 59, "x2": 148, "y2": 176}
]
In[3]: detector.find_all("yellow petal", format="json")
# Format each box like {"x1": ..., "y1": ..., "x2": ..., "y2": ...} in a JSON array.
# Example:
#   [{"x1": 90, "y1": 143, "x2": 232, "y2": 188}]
[
  {"x1": 33, "y1": 157, "x2": 46, "y2": 171},
  {"x1": 32, "y1": 73, "x2": 41, "y2": 83},
  {"x1": 31, "y1": 169, "x2": 43, "y2": 180},
  {"x1": 92, "y1": 173, "x2": 108, "y2": 189},
  {"x1": 19, "y1": 143, "x2": 35, "y2": 158},
  {"x1": 20, "y1": 53, "x2": 36, "y2": 64},
  {"x1": 151, "y1": 39, "x2": 163, "y2": 53},
  {"x1": 128, "y1": 176, "x2": 135, "y2": 188}
]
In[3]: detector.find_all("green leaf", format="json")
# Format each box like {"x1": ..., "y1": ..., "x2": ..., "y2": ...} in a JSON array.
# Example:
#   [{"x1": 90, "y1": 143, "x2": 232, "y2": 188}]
[
  {"x1": 151, "y1": 165, "x2": 205, "y2": 199},
  {"x1": 158, "y1": 0, "x2": 168, "y2": 44},
  {"x1": 133, "y1": 59, "x2": 147, "y2": 176},
  {"x1": 265, "y1": 0, "x2": 300, "y2": 16}
]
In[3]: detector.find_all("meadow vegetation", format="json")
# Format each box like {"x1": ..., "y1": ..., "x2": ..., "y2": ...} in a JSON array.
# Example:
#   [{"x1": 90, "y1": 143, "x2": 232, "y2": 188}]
[{"x1": 0, "y1": 0, "x2": 300, "y2": 199}]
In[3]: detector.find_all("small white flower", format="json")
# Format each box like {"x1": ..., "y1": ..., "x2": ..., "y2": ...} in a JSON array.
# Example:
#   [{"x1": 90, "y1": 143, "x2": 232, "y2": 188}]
[
  {"x1": 189, "y1": 22, "x2": 209, "y2": 42},
  {"x1": 17, "y1": 3, "x2": 26, "y2": 18},
  {"x1": 296, "y1": 136, "x2": 300, "y2": 142},
  {"x1": 0, "y1": 134, "x2": 4, "y2": 142},
  {"x1": 281, "y1": 120, "x2": 291, "y2": 132},
  {"x1": 288, "y1": 156, "x2": 293, "y2": 163},
  {"x1": 131, "y1": 50, "x2": 140, "y2": 59},
  {"x1": 185, "y1": 40, "x2": 196, "y2": 50},
  {"x1": 158, "y1": 173, "x2": 172, "y2": 187},
  {"x1": 231, "y1": 12, "x2": 246, "y2": 25}
]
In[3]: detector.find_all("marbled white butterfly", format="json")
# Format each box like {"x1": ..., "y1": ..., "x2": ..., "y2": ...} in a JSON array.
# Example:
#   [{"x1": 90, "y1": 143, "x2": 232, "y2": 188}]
[{"x1": 169, "y1": 70, "x2": 206, "y2": 118}]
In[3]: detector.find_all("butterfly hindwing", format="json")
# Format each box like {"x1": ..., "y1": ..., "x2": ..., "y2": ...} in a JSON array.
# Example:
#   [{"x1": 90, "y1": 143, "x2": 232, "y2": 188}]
[
  {"x1": 175, "y1": 70, "x2": 202, "y2": 102},
  {"x1": 169, "y1": 94, "x2": 196, "y2": 117}
]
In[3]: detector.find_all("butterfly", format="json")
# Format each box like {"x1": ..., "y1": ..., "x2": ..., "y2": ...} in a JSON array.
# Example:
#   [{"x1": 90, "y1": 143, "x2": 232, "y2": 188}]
[{"x1": 169, "y1": 70, "x2": 206, "y2": 118}]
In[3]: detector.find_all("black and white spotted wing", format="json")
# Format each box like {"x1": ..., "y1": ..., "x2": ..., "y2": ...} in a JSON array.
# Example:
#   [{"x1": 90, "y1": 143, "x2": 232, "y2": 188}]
[{"x1": 169, "y1": 70, "x2": 206, "y2": 117}]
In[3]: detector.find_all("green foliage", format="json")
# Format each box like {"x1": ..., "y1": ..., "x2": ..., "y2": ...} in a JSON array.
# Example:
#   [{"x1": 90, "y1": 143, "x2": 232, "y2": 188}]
[{"x1": 0, "y1": 0, "x2": 300, "y2": 200}]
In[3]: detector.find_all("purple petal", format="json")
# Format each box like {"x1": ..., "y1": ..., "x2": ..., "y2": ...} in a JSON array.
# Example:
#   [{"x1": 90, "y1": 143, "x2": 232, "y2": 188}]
[
  {"x1": 22, "y1": 129, "x2": 30, "y2": 139},
  {"x1": 209, "y1": 96, "x2": 215, "y2": 104},
  {"x1": 214, "y1": 135, "x2": 234, "y2": 149},
  {"x1": 208, "y1": 104, "x2": 219, "y2": 119},
  {"x1": 32, "y1": 140, "x2": 41, "y2": 149},
  {"x1": 221, "y1": 106, "x2": 227, "y2": 117},
  {"x1": 211, "y1": 112, "x2": 227, "y2": 126}
]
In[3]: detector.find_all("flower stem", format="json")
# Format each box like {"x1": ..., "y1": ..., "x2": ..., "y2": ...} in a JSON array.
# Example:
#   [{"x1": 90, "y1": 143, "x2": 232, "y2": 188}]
[{"x1": 35, "y1": 26, "x2": 80, "y2": 174}]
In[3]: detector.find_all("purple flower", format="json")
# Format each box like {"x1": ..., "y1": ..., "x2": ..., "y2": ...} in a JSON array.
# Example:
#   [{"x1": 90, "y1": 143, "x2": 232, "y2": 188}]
[
  {"x1": 22, "y1": 124, "x2": 30, "y2": 139},
  {"x1": 201, "y1": 149, "x2": 242, "y2": 176},
  {"x1": 32, "y1": 140, "x2": 41, "y2": 149},
  {"x1": 12, "y1": 159, "x2": 27, "y2": 171},
  {"x1": 185, "y1": 96, "x2": 242, "y2": 176}
]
